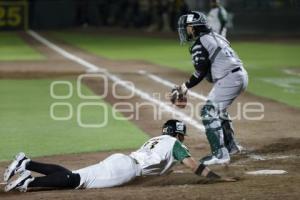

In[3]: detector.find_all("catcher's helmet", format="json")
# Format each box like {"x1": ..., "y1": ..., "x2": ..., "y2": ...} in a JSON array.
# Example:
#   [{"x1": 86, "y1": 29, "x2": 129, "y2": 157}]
[
  {"x1": 177, "y1": 11, "x2": 210, "y2": 44},
  {"x1": 162, "y1": 119, "x2": 186, "y2": 137}
]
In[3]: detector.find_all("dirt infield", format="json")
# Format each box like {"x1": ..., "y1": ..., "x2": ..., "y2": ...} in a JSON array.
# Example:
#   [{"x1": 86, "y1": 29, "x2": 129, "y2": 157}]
[{"x1": 0, "y1": 32, "x2": 300, "y2": 200}]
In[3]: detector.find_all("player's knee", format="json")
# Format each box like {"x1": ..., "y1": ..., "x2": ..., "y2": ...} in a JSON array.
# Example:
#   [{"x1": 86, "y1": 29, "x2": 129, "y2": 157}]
[
  {"x1": 68, "y1": 173, "x2": 81, "y2": 188},
  {"x1": 220, "y1": 111, "x2": 233, "y2": 130},
  {"x1": 201, "y1": 101, "x2": 218, "y2": 126},
  {"x1": 220, "y1": 110, "x2": 231, "y2": 122}
]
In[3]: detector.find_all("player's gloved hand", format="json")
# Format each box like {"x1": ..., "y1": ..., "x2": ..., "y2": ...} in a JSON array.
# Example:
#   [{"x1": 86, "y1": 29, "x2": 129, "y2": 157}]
[
  {"x1": 170, "y1": 85, "x2": 180, "y2": 104},
  {"x1": 170, "y1": 84, "x2": 188, "y2": 108},
  {"x1": 220, "y1": 176, "x2": 240, "y2": 182}
]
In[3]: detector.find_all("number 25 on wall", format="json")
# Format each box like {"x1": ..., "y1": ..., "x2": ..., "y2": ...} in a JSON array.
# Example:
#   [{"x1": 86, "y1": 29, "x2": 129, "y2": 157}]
[{"x1": 0, "y1": 6, "x2": 22, "y2": 27}]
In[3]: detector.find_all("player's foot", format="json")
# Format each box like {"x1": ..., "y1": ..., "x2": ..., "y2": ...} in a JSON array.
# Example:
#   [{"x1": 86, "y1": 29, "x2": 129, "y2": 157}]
[
  {"x1": 228, "y1": 144, "x2": 244, "y2": 155},
  {"x1": 201, "y1": 155, "x2": 230, "y2": 165},
  {"x1": 4, "y1": 152, "x2": 30, "y2": 182},
  {"x1": 200, "y1": 148, "x2": 230, "y2": 165},
  {"x1": 226, "y1": 140, "x2": 244, "y2": 155},
  {"x1": 5, "y1": 170, "x2": 34, "y2": 192}
]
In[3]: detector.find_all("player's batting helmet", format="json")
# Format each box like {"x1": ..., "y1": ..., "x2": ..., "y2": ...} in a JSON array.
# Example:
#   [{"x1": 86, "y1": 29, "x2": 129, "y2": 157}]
[
  {"x1": 162, "y1": 119, "x2": 186, "y2": 137},
  {"x1": 178, "y1": 11, "x2": 210, "y2": 44}
]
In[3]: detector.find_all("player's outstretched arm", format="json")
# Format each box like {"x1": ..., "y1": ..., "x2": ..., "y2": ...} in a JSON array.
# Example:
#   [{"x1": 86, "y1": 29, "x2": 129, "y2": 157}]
[{"x1": 182, "y1": 157, "x2": 237, "y2": 182}]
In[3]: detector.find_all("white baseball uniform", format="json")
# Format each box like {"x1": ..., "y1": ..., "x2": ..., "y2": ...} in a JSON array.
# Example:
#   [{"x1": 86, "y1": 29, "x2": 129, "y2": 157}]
[
  {"x1": 207, "y1": 6, "x2": 228, "y2": 37},
  {"x1": 73, "y1": 135, "x2": 190, "y2": 189}
]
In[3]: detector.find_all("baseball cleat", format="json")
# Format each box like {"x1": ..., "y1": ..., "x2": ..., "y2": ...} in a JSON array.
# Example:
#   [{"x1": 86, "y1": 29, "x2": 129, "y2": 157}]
[
  {"x1": 201, "y1": 155, "x2": 230, "y2": 165},
  {"x1": 4, "y1": 170, "x2": 34, "y2": 192},
  {"x1": 229, "y1": 144, "x2": 244, "y2": 155},
  {"x1": 4, "y1": 152, "x2": 30, "y2": 182},
  {"x1": 200, "y1": 148, "x2": 230, "y2": 165}
]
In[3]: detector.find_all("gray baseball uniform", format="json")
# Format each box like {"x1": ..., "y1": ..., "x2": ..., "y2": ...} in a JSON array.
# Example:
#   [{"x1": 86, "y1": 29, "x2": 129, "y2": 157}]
[
  {"x1": 201, "y1": 32, "x2": 248, "y2": 110},
  {"x1": 183, "y1": 31, "x2": 248, "y2": 160},
  {"x1": 185, "y1": 32, "x2": 248, "y2": 111}
]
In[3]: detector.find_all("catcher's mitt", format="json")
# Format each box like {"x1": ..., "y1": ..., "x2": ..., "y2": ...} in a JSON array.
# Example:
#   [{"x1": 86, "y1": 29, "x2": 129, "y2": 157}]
[{"x1": 170, "y1": 86, "x2": 187, "y2": 109}]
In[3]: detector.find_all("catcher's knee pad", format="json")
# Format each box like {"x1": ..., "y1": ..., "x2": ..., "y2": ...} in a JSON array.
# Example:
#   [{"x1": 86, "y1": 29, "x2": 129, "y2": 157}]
[
  {"x1": 201, "y1": 101, "x2": 220, "y2": 128},
  {"x1": 201, "y1": 101, "x2": 223, "y2": 155}
]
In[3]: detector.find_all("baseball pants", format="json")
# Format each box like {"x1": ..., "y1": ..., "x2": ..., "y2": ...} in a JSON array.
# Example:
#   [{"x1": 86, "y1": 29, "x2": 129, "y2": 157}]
[
  {"x1": 73, "y1": 153, "x2": 141, "y2": 189},
  {"x1": 207, "y1": 67, "x2": 248, "y2": 111},
  {"x1": 201, "y1": 67, "x2": 248, "y2": 156}
]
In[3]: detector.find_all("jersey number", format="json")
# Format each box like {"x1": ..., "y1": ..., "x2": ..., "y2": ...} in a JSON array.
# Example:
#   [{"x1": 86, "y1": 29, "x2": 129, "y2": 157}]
[
  {"x1": 223, "y1": 47, "x2": 235, "y2": 58},
  {"x1": 150, "y1": 141, "x2": 159, "y2": 149},
  {"x1": 144, "y1": 139, "x2": 159, "y2": 150}
]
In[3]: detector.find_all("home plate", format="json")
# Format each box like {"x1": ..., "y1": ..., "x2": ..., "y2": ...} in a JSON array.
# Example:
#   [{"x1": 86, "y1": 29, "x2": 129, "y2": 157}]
[{"x1": 245, "y1": 170, "x2": 287, "y2": 175}]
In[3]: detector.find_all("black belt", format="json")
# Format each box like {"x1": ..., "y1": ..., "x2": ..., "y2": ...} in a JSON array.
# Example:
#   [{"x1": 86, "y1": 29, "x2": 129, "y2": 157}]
[{"x1": 231, "y1": 67, "x2": 241, "y2": 73}]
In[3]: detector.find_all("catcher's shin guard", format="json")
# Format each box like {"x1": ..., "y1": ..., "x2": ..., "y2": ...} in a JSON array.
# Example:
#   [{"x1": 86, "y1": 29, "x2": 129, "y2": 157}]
[
  {"x1": 220, "y1": 111, "x2": 241, "y2": 154},
  {"x1": 201, "y1": 101, "x2": 224, "y2": 157}
]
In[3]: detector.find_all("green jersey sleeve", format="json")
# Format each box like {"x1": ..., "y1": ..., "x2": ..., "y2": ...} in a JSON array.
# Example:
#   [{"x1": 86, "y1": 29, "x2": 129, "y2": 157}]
[
  {"x1": 218, "y1": 7, "x2": 228, "y2": 24},
  {"x1": 172, "y1": 140, "x2": 191, "y2": 162}
]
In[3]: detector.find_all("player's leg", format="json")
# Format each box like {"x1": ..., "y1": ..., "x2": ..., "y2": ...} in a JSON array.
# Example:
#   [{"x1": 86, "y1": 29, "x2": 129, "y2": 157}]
[
  {"x1": 200, "y1": 100, "x2": 230, "y2": 165},
  {"x1": 4, "y1": 152, "x2": 81, "y2": 192},
  {"x1": 75, "y1": 153, "x2": 139, "y2": 189},
  {"x1": 218, "y1": 69, "x2": 248, "y2": 154},
  {"x1": 5, "y1": 170, "x2": 80, "y2": 192},
  {"x1": 91, "y1": 153, "x2": 139, "y2": 188},
  {"x1": 26, "y1": 161, "x2": 81, "y2": 189},
  {"x1": 200, "y1": 69, "x2": 247, "y2": 165},
  {"x1": 220, "y1": 111, "x2": 242, "y2": 154},
  {"x1": 4, "y1": 152, "x2": 75, "y2": 181},
  {"x1": 28, "y1": 171, "x2": 80, "y2": 188},
  {"x1": 27, "y1": 160, "x2": 73, "y2": 175}
]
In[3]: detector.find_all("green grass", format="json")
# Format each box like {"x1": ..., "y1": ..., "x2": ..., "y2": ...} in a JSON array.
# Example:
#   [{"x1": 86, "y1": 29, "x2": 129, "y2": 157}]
[
  {"x1": 52, "y1": 32, "x2": 300, "y2": 108},
  {"x1": 0, "y1": 79, "x2": 148, "y2": 161},
  {"x1": 233, "y1": 42, "x2": 300, "y2": 108},
  {"x1": 0, "y1": 32, "x2": 44, "y2": 61},
  {"x1": 52, "y1": 32, "x2": 190, "y2": 70}
]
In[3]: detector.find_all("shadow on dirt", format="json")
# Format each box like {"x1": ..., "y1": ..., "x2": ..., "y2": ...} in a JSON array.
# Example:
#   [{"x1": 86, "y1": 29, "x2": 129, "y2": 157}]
[
  {"x1": 127, "y1": 173, "x2": 240, "y2": 187},
  {"x1": 254, "y1": 137, "x2": 300, "y2": 154}
]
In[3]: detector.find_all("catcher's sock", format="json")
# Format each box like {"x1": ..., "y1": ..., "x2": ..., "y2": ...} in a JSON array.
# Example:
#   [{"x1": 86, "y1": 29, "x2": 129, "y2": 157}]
[
  {"x1": 27, "y1": 161, "x2": 72, "y2": 175},
  {"x1": 28, "y1": 171, "x2": 80, "y2": 189}
]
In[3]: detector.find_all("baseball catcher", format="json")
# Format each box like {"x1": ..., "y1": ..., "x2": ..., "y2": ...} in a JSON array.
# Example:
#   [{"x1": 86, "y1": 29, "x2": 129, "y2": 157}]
[
  {"x1": 171, "y1": 11, "x2": 248, "y2": 165},
  {"x1": 4, "y1": 120, "x2": 237, "y2": 192}
]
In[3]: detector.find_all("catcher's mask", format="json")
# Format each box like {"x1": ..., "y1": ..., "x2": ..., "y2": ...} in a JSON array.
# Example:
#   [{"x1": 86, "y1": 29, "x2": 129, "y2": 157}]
[
  {"x1": 162, "y1": 119, "x2": 187, "y2": 137},
  {"x1": 177, "y1": 11, "x2": 210, "y2": 44}
]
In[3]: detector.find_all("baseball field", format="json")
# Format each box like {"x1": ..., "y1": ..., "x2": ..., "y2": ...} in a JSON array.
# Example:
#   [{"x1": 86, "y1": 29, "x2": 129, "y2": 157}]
[{"x1": 0, "y1": 30, "x2": 300, "y2": 199}]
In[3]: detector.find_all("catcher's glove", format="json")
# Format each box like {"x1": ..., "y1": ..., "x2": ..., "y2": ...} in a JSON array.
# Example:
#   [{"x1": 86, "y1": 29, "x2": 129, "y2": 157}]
[{"x1": 170, "y1": 85, "x2": 187, "y2": 109}]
